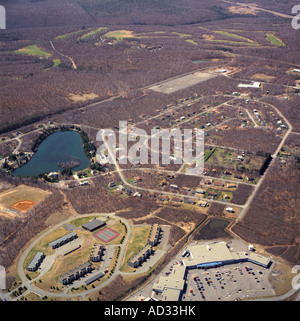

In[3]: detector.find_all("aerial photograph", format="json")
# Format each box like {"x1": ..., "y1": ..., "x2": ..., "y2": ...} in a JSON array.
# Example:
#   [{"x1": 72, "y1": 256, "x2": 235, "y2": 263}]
[{"x1": 0, "y1": 0, "x2": 299, "y2": 309}]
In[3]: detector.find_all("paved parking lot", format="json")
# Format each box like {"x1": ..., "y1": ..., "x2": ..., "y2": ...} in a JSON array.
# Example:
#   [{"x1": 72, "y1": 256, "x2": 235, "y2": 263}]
[{"x1": 182, "y1": 262, "x2": 275, "y2": 301}]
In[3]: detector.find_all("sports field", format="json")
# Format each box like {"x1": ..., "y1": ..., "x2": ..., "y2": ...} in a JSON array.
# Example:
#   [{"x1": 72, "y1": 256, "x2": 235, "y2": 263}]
[
  {"x1": 94, "y1": 227, "x2": 119, "y2": 243},
  {"x1": 0, "y1": 185, "x2": 50, "y2": 216}
]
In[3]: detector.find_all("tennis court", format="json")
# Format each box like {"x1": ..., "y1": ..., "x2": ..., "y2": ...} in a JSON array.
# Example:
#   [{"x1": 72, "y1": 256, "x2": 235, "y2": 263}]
[{"x1": 94, "y1": 227, "x2": 119, "y2": 243}]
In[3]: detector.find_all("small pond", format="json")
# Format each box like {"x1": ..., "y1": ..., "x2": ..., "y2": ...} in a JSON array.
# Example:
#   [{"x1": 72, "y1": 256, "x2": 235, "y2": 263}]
[{"x1": 14, "y1": 131, "x2": 90, "y2": 177}]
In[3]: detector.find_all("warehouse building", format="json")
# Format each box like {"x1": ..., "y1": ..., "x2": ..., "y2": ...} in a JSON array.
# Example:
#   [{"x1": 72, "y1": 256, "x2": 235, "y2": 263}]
[
  {"x1": 183, "y1": 242, "x2": 271, "y2": 269},
  {"x1": 152, "y1": 241, "x2": 272, "y2": 301},
  {"x1": 49, "y1": 232, "x2": 78, "y2": 249},
  {"x1": 27, "y1": 252, "x2": 45, "y2": 272},
  {"x1": 82, "y1": 219, "x2": 106, "y2": 232},
  {"x1": 84, "y1": 271, "x2": 105, "y2": 286},
  {"x1": 153, "y1": 265, "x2": 186, "y2": 301}
]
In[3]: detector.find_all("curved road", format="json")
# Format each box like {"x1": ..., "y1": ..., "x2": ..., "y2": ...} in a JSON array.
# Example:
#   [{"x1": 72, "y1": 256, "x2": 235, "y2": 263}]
[{"x1": 14, "y1": 213, "x2": 133, "y2": 300}]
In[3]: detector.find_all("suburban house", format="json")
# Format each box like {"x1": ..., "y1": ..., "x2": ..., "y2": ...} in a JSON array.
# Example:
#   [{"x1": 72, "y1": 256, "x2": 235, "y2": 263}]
[
  {"x1": 208, "y1": 191, "x2": 217, "y2": 197},
  {"x1": 198, "y1": 200, "x2": 208, "y2": 207},
  {"x1": 214, "y1": 181, "x2": 224, "y2": 187},
  {"x1": 158, "y1": 195, "x2": 170, "y2": 202}
]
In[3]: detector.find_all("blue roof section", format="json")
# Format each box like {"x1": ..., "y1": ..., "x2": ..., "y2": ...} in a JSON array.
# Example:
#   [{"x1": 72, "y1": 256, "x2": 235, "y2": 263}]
[{"x1": 197, "y1": 261, "x2": 223, "y2": 268}]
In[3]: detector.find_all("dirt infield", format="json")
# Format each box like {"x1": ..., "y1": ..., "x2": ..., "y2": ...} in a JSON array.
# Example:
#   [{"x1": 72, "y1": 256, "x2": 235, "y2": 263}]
[
  {"x1": 11, "y1": 200, "x2": 36, "y2": 212},
  {"x1": 0, "y1": 185, "x2": 50, "y2": 217}
]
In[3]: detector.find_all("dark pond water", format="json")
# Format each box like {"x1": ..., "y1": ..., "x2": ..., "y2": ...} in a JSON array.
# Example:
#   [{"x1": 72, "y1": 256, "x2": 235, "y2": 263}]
[
  {"x1": 194, "y1": 218, "x2": 231, "y2": 240},
  {"x1": 14, "y1": 131, "x2": 90, "y2": 177}
]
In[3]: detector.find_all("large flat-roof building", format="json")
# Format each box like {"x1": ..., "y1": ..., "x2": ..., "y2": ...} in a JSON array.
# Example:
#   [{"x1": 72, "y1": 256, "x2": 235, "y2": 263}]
[
  {"x1": 183, "y1": 241, "x2": 271, "y2": 269},
  {"x1": 152, "y1": 241, "x2": 272, "y2": 301},
  {"x1": 153, "y1": 265, "x2": 186, "y2": 301},
  {"x1": 238, "y1": 81, "x2": 261, "y2": 89},
  {"x1": 82, "y1": 219, "x2": 106, "y2": 232},
  {"x1": 49, "y1": 232, "x2": 77, "y2": 249},
  {"x1": 84, "y1": 271, "x2": 105, "y2": 286}
]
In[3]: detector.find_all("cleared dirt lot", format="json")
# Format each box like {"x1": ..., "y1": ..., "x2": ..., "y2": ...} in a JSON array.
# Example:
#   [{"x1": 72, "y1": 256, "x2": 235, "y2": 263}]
[{"x1": 148, "y1": 71, "x2": 218, "y2": 94}]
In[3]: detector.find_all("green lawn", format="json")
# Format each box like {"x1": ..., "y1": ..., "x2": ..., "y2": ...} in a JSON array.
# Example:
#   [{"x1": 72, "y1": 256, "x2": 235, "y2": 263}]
[
  {"x1": 53, "y1": 59, "x2": 60, "y2": 67},
  {"x1": 120, "y1": 225, "x2": 151, "y2": 272},
  {"x1": 55, "y1": 29, "x2": 84, "y2": 40},
  {"x1": 185, "y1": 39, "x2": 198, "y2": 45},
  {"x1": 103, "y1": 29, "x2": 134, "y2": 41},
  {"x1": 79, "y1": 27, "x2": 107, "y2": 40},
  {"x1": 214, "y1": 30, "x2": 257, "y2": 44},
  {"x1": 265, "y1": 33, "x2": 285, "y2": 47},
  {"x1": 16, "y1": 45, "x2": 52, "y2": 57}
]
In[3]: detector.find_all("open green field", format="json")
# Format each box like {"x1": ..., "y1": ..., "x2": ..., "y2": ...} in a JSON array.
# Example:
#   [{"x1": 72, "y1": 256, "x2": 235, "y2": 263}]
[
  {"x1": 53, "y1": 59, "x2": 60, "y2": 67},
  {"x1": 204, "y1": 38, "x2": 257, "y2": 46},
  {"x1": 213, "y1": 30, "x2": 258, "y2": 45},
  {"x1": 120, "y1": 225, "x2": 151, "y2": 272},
  {"x1": 185, "y1": 39, "x2": 198, "y2": 45},
  {"x1": 16, "y1": 45, "x2": 52, "y2": 57},
  {"x1": 55, "y1": 29, "x2": 84, "y2": 40},
  {"x1": 79, "y1": 27, "x2": 107, "y2": 40},
  {"x1": 0, "y1": 185, "x2": 50, "y2": 208},
  {"x1": 265, "y1": 33, "x2": 285, "y2": 47},
  {"x1": 103, "y1": 29, "x2": 135, "y2": 41}
]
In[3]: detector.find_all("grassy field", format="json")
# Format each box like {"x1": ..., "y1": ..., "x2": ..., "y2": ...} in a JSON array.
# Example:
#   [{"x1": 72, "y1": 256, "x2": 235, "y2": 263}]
[
  {"x1": 55, "y1": 29, "x2": 84, "y2": 40},
  {"x1": 213, "y1": 30, "x2": 257, "y2": 44},
  {"x1": 16, "y1": 45, "x2": 52, "y2": 57},
  {"x1": 0, "y1": 185, "x2": 50, "y2": 209},
  {"x1": 185, "y1": 39, "x2": 198, "y2": 45},
  {"x1": 103, "y1": 29, "x2": 134, "y2": 41},
  {"x1": 79, "y1": 27, "x2": 107, "y2": 40},
  {"x1": 53, "y1": 59, "x2": 60, "y2": 67},
  {"x1": 120, "y1": 225, "x2": 151, "y2": 272},
  {"x1": 265, "y1": 33, "x2": 285, "y2": 47}
]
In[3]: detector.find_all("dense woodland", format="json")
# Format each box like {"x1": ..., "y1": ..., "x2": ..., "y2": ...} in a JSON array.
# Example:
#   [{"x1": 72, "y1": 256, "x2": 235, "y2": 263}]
[{"x1": 232, "y1": 158, "x2": 300, "y2": 266}]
